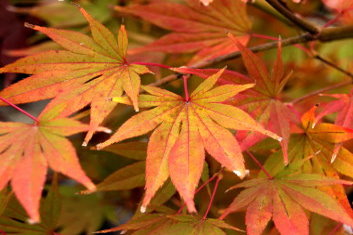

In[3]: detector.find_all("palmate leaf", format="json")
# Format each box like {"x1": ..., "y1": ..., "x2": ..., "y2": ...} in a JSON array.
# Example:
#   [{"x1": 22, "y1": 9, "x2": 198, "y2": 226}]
[
  {"x1": 116, "y1": 0, "x2": 251, "y2": 65},
  {"x1": 0, "y1": 107, "x2": 97, "y2": 223},
  {"x1": 0, "y1": 7, "x2": 151, "y2": 145},
  {"x1": 222, "y1": 170, "x2": 353, "y2": 235},
  {"x1": 230, "y1": 37, "x2": 296, "y2": 164},
  {"x1": 260, "y1": 106, "x2": 353, "y2": 221},
  {"x1": 97, "y1": 69, "x2": 281, "y2": 214},
  {"x1": 97, "y1": 214, "x2": 242, "y2": 234},
  {"x1": 300, "y1": 106, "x2": 353, "y2": 177},
  {"x1": 176, "y1": 38, "x2": 296, "y2": 164}
]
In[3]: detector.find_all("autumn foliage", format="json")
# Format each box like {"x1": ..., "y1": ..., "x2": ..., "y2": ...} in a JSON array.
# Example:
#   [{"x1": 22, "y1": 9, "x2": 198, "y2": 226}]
[{"x1": 1, "y1": 0, "x2": 353, "y2": 234}]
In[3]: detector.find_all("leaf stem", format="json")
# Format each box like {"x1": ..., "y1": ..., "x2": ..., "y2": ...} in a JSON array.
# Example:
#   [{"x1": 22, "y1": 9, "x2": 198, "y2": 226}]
[
  {"x1": 177, "y1": 172, "x2": 220, "y2": 214},
  {"x1": 246, "y1": 151, "x2": 273, "y2": 179},
  {"x1": 130, "y1": 62, "x2": 171, "y2": 69},
  {"x1": 0, "y1": 96, "x2": 39, "y2": 124},
  {"x1": 183, "y1": 75, "x2": 190, "y2": 102},
  {"x1": 203, "y1": 174, "x2": 222, "y2": 219}
]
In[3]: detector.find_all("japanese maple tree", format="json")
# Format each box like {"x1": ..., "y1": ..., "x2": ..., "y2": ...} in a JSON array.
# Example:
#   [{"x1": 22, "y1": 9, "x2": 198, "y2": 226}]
[{"x1": 1, "y1": 0, "x2": 353, "y2": 234}]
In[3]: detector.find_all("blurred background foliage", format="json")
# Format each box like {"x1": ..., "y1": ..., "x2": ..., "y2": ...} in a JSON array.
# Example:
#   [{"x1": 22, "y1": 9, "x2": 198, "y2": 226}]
[{"x1": 1, "y1": 0, "x2": 353, "y2": 234}]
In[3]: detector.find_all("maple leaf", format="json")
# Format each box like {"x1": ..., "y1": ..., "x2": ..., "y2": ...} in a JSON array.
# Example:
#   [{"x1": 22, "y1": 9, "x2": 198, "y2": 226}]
[
  {"x1": 0, "y1": 7, "x2": 152, "y2": 145},
  {"x1": 96, "y1": 69, "x2": 281, "y2": 213},
  {"x1": 300, "y1": 106, "x2": 353, "y2": 175},
  {"x1": 0, "y1": 107, "x2": 97, "y2": 223},
  {"x1": 97, "y1": 214, "x2": 242, "y2": 234},
  {"x1": 230, "y1": 36, "x2": 297, "y2": 164},
  {"x1": 177, "y1": 37, "x2": 296, "y2": 164},
  {"x1": 262, "y1": 106, "x2": 353, "y2": 218},
  {"x1": 314, "y1": 90, "x2": 353, "y2": 162},
  {"x1": 221, "y1": 170, "x2": 353, "y2": 235},
  {"x1": 115, "y1": 0, "x2": 251, "y2": 65}
]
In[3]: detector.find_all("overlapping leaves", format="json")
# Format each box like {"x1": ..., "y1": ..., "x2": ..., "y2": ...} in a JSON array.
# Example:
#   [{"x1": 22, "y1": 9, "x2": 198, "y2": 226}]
[
  {"x1": 0, "y1": 7, "x2": 151, "y2": 145},
  {"x1": 97, "y1": 69, "x2": 281, "y2": 214}
]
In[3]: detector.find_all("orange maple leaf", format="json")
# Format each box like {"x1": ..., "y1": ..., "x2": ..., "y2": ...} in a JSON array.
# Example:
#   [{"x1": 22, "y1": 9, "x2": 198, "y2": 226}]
[
  {"x1": 0, "y1": 7, "x2": 152, "y2": 145},
  {"x1": 0, "y1": 107, "x2": 98, "y2": 223},
  {"x1": 222, "y1": 172, "x2": 353, "y2": 235},
  {"x1": 97, "y1": 69, "x2": 281, "y2": 213}
]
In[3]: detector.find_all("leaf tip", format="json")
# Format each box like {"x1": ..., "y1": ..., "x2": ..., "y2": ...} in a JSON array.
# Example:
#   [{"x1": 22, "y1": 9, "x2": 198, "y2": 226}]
[
  {"x1": 331, "y1": 152, "x2": 338, "y2": 163},
  {"x1": 96, "y1": 143, "x2": 104, "y2": 150},
  {"x1": 104, "y1": 128, "x2": 112, "y2": 134},
  {"x1": 120, "y1": 230, "x2": 127, "y2": 234},
  {"x1": 233, "y1": 169, "x2": 249, "y2": 179},
  {"x1": 82, "y1": 141, "x2": 88, "y2": 147},
  {"x1": 134, "y1": 107, "x2": 140, "y2": 112},
  {"x1": 27, "y1": 218, "x2": 40, "y2": 225},
  {"x1": 97, "y1": 127, "x2": 112, "y2": 134},
  {"x1": 24, "y1": 22, "x2": 35, "y2": 29},
  {"x1": 140, "y1": 206, "x2": 147, "y2": 213},
  {"x1": 343, "y1": 224, "x2": 353, "y2": 234}
]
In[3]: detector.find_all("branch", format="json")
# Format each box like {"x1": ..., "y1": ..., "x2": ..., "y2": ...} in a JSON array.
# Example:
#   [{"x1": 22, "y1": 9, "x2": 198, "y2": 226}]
[
  {"x1": 190, "y1": 24, "x2": 353, "y2": 69},
  {"x1": 191, "y1": 33, "x2": 313, "y2": 68},
  {"x1": 265, "y1": 0, "x2": 320, "y2": 34}
]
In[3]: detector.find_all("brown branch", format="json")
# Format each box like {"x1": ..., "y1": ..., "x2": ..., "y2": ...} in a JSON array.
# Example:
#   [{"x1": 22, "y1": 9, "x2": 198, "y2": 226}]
[
  {"x1": 152, "y1": 22, "x2": 353, "y2": 87},
  {"x1": 190, "y1": 33, "x2": 313, "y2": 68},
  {"x1": 265, "y1": 0, "x2": 320, "y2": 34}
]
